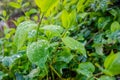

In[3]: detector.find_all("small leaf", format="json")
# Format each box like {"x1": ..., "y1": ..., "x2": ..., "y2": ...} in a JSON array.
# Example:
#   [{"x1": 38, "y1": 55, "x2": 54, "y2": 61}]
[
  {"x1": 27, "y1": 40, "x2": 49, "y2": 68},
  {"x1": 9, "y1": 2, "x2": 21, "y2": 9},
  {"x1": 92, "y1": 43, "x2": 104, "y2": 55},
  {"x1": 54, "y1": 62, "x2": 68, "y2": 74},
  {"x1": 2, "y1": 10, "x2": 7, "y2": 17},
  {"x1": 76, "y1": 62, "x2": 95, "y2": 77},
  {"x1": 69, "y1": 10, "x2": 76, "y2": 26},
  {"x1": 61, "y1": 10, "x2": 69, "y2": 29},
  {"x1": 104, "y1": 52, "x2": 120, "y2": 76},
  {"x1": 79, "y1": 12, "x2": 88, "y2": 19},
  {"x1": 62, "y1": 37, "x2": 86, "y2": 57},
  {"x1": 35, "y1": 0, "x2": 59, "y2": 13},
  {"x1": 56, "y1": 48, "x2": 74, "y2": 63},
  {"x1": 111, "y1": 21, "x2": 120, "y2": 32},
  {"x1": 77, "y1": 0, "x2": 86, "y2": 12},
  {"x1": 2, "y1": 53, "x2": 23, "y2": 67},
  {"x1": 98, "y1": 75, "x2": 115, "y2": 80},
  {"x1": 27, "y1": 68, "x2": 40, "y2": 78},
  {"x1": 61, "y1": 10, "x2": 76, "y2": 29},
  {"x1": 14, "y1": 21, "x2": 37, "y2": 50},
  {"x1": 40, "y1": 25, "x2": 63, "y2": 38}
]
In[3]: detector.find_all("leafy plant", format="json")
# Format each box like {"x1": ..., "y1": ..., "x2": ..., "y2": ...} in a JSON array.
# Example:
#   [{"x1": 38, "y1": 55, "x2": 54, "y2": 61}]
[{"x1": 1, "y1": 0, "x2": 120, "y2": 80}]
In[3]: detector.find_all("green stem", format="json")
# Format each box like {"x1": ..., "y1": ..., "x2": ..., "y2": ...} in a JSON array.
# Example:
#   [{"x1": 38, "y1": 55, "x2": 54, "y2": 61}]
[
  {"x1": 36, "y1": 13, "x2": 44, "y2": 41},
  {"x1": 51, "y1": 68, "x2": 55, "y2": 80},
  {"x1": 61, "y1": 29, "x2": 68, "y2": 38},
  {"x1": 49, "y1": 65, "x2": 62, "y2": 79}
]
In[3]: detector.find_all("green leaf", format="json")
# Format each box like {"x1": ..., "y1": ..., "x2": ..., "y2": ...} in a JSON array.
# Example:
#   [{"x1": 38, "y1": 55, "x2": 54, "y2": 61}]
[
  {"x1": 35, "y1": 0, "x2": 59, "y2": 13},
  {"x1": 26, "y1": 40, "x2": 49, "y2": 68},
  {"x1": 69, "y1": 10, "x2": 76, "y2": 27},
  {"x1": 2, "y1": 10, "x2": 7, "y2": 17},
  {"x1": 2, "y1": 53, "x2": 23, "y2": 67},
  {"x1": 111, "y1": 21, "x2": 120, "y2": 32},
  {"x1": 104, "y1": 52, "x2": 120, "y2": 76},
  {"x1": 61, "y1": 10, "x2": 76, "y2": 29},
  {"x1": 62, "y1": 37, "x2": 86, "y2": 57},
  {"x1": 79, "y1": 12, "x2": 88, "y2": 19},
  {"x1": 98, "y1": 75, "x2": 115, "y2": 80},
  {"x1": 61, "y1": 10, "x2": 69, "y2": 29},
  {"x1": 27, "y1": 68, "x2": 40, "y2": 78},
  {"x1": 17, "y1": 0, "x2": 22, "y2": 3},
  {"x1": 54, "y1": 62, "x2": 68, "y2": 75},
  {"x1": 9, "y1": 2, "x2": 21, "y2": 9},
  {"x1": 14, "y1": 21, "x2": 37, "y2": 50},
  {"x1": 40, "y1": 25, "x2": 63, "y2": 38},
  {"x1": 56, "y1": 48, "x2": 74, "y2": 63},
  {"x1": 77, "y1": 0, "x2": 86, "y2": 12},
  {"x1": 76, "y1": 62, "x2": 95, "y2": 77},
  {"x1": 92, "y1": 43, "x2": 104, "y2": 55},
  {"x1": 0, "y1": 71, "x2": 8, "y2": 80}
]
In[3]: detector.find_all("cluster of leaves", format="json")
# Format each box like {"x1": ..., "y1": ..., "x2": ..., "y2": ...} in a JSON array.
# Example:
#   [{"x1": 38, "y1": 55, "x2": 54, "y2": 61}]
[{"x1": 1, "y1": 0, "x2": 120, "y2": 80}]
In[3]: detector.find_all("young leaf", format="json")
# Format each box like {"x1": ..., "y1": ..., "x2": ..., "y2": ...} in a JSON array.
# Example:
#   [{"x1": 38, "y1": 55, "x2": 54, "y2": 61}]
[
  {"x1": 40, "y1": 25, "x2": 63, "y2": 38},
  {"x1": 62, "y1": 37, "x2": 86, "y2": 57},
  {"x1": 61, "y1": 10, "x2": 69, "y2": 29},
  {"x1": 69, "y1": 10, "x2": 76, "y2": 27},
  {"x1": 26, "y1": 40, "x2": 49, "y2": 68},
  {"x1": 76, "y1": 62, "x2": 95, "y2": 77},
  {"x1": 9, "y1": 2, "x2": 21, "y2": 9},
  {"x1": 77, "y1": 0, "x2": 85, "y2": 12},
  {"x1": 104, "y1": 52, "x2": 120, "y2": 76},
  {"x1": 111, "y1": 21, "x2": 120, "y2": 32},
  {"x1": 61, "y1": 10, "x2": 76, "y2": 29},
  {"x1": 14, "y1": 21, "x2": 37, "y2": 50},
  {"x1": 35, "y1": 0, "x2": 59, "y2": 13}
]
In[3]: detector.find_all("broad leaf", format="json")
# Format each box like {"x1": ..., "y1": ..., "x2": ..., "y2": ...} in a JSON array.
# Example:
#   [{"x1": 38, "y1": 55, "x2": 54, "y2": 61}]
[
  {"x1": 14, "y1": 21, "x2": 37, "y2": 50},
  {"x1": 76, "y1": 62, "x2": 95, "y2": 77},
  {"x1": 111, "y1": 21, "x2": 120, "y2": 32},
  {"x1": 104, "y1": 52, "x2": 120, "y2": 76},
  {"x1": 35, "y1": 0, "x2": 59, "y2": 13},
  {"x1": 27, "y1": 40, "x2": 49, "y2": 68},
  {"x1": 62, "y1": 37, "x2": 86, "y2": 57}
]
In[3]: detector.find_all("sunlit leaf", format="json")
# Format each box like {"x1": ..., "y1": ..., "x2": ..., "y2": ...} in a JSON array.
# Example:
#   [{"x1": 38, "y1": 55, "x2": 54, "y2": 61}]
[
  {"x1": 9, "y1": 2, "x2": 21, "y2": 9},
  {"x1": 14, "y1": 21, "x2": 37, "y2": 50},
  {"x1": 104, "y1": 52, "x2": 120, "y2": 76},
  {"x1": 35, "y1": 0, "x2": 59, "y2": 13},
  {"x1": 111, "y1": 21, "x2": 120, "y2": 32},
  {"x1": 62, "y1": 37, "x2": 86, "y2": 57}
]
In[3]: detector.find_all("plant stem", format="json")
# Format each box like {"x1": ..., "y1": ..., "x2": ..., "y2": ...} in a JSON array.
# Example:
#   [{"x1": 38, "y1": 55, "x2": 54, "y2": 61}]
[
  {"x1": 49, "y1": 65, "x2": 62, "y2": 79},
  {"x1": 36, "y1": 13, "x2": 44, "y2": 41}
]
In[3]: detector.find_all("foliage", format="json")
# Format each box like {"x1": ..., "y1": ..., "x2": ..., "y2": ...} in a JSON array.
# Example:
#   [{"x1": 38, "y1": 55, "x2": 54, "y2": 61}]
[{"x1": 0, "y1": 0, "x2": 120, "y2": 80}]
